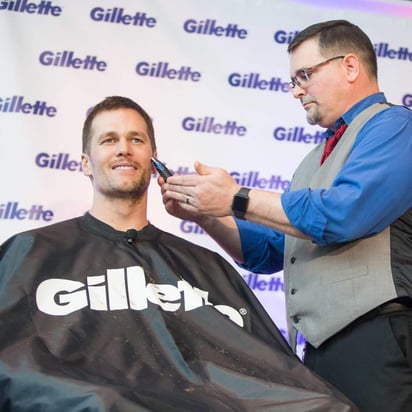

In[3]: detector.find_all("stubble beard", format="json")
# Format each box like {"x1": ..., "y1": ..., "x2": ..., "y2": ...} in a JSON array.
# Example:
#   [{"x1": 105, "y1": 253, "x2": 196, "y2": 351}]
[
  {"x1": 306, "y1": 105, "x2": 321, "y2": 126},
  {"x1": 102, "y1": 172, "x2": 151, "y2": 202}
]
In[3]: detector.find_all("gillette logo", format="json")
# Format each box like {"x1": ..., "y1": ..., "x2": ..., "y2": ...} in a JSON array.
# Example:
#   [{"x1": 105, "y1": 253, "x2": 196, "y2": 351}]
[
  {"x1": 155, "y1": 167, "x2": 290, "y2": 192},
  {"x1": 35, "y1": 152, "x2": 82, "y2": 172},
  {"x1": 39, "y1": 50, "x2": 107, "y2": 71},
  {"x1": 36, "y1": 266, "x2": 245, "y2": 327},
  {"x1": 0, "y1": 0, "x2": 62, "y2": 15},
  {"x1": 0, "y1": 96, "x2": 56, "y2": 116},
  {"x1": 232, "y1": 170, "x2": 290, "y2": 191},
  {"x1": 0, "y1": 202, "x2": 53, "y2": 221},
  {"x1": 374, "y1": 43, "x2": 412, "y2": 61},
  {"x1": 274, "y1": 126, "x2": 325, "y2": 144},
  {"x1": 90, "y1": 7, "x2": 156, "y2": 27},
  {"x1": 182, "y1": 116, "x2": 246, "y2": 136},
  {"x1": 228, "y1": 72, "x2": 289, "y2": 93},
  {"x1": 135, "y1": 61, "x2": 201, "y2": 82},
  {"x1": 183, "y1": 18, "x2": 247, "y2": 39}
]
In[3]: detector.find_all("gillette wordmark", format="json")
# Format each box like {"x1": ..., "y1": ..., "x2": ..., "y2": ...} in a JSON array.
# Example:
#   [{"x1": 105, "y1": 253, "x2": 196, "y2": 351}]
[
  {"x1": 0, "y1": 202, "x2": 53, "y2": 221},
  {"x1": 90, "y1": 7, "x2": 156, "y2": 27},
  {"x1": 0, "y1": 96, "x2": 56, "y2": 116},
  {"x1": 274, "y1": 126, "x2": 325, "y2": 144},
  {"x1": 0, "y1": 0, "x2": 61, "y2": 15},
  {"x1": 374, "y1": 43, "x2": 412, "y2": 61},
  {"x1": 135, "y1": 61, "x2": 201, "y2": 81},
  {"x1": 39, "y1": 51, "x2": 107, "y2": 71},
  {"x1": 183, "y1": 18, "x2": 247, "y2": 38},
  {"x1": 228, "y1": 72, "x2": 289, "y2": 93},
  {"x1": 182, "y1": 116, "x2": 246, "y2": 135},
  {"x1": 35, "y1": 152, "x2": 82, "y2": 172},
  {"x1": 36, "y1": 265, "x2": 246, "y2": 327}
]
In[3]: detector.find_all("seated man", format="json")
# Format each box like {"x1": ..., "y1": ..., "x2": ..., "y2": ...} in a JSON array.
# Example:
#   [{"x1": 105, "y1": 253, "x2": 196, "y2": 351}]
[{"x1": 0, "y1": 96, "x2": 357, "y2": 411}]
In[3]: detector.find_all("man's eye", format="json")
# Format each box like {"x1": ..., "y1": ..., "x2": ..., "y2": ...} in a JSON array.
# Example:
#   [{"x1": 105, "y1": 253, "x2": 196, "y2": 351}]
[
  {"x1": 297, "y1": 70, "x2": 308, "y2": 81},
  {"x1": 101, "y1": 138, "x2": 115, "y2": 144}
]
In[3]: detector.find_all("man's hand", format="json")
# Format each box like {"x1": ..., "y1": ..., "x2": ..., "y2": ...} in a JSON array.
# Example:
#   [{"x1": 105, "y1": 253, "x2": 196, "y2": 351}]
[{"x1": 160, "y1": 161, "x2": 241, "y2": 218}]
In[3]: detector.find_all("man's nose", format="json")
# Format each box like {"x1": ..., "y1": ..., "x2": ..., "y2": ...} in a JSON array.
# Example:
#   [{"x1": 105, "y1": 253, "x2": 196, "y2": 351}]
[
  {"x1": 291, "y1": 84, "x2": 306, "y2": 99},
  {"x1": 116, "y1": 138, "x2": 132, "y2": 155}
]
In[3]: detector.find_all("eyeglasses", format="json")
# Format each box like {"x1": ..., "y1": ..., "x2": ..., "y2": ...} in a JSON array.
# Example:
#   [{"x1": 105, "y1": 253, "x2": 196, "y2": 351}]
[{"x1": 288, "y1": 55, "x2": 345, "y2": 90}]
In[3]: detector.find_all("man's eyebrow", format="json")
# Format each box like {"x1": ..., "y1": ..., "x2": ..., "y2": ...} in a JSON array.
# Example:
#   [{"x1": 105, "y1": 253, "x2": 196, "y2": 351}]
[{"x1": 98, "y1": 131, "x2": 117, "y2": 139}]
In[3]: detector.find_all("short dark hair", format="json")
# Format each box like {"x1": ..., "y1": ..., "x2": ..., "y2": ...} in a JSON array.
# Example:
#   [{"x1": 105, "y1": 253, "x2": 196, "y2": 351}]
[
  {"x1": 288, "y1": 20, "x2": 377, "y2": 79},
  {"x1": 82, "y1": 96, "x2": 156, "y2": 154}
]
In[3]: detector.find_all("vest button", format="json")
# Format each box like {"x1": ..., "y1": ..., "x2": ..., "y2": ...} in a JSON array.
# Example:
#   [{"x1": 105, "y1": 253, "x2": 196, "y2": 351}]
[
  {"x1": 290, "y1": 256, "x2": 296, "y2": 264},
  {"x1": 291, "y1": 288, "x2": 297, "y2": 295}
]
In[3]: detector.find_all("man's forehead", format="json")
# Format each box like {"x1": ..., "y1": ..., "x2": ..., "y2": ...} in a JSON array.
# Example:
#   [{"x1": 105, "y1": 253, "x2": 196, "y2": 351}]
[
  {"x1": 92, "y1": 109, "x2": 146, "y2": 127},
  {"x1": 93, "y1": 108, "x2": 143, "y2": 120},
  {"x1": 90, "y1": 110, "x2": 148, "y2": 138},
  {"x1": 289, "y1": 39, "x2": 321, "y2": 71}
]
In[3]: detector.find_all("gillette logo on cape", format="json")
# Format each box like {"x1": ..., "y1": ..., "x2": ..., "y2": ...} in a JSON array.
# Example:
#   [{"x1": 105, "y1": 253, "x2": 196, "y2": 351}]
[{"x1": 36, "y1": 265, "x2": 246, "y2": 327}]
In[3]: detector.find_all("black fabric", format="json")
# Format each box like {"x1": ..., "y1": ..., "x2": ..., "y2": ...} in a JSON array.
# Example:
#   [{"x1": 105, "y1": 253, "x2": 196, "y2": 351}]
[
  {"x1": 0, "y1": 214, "x2": 357, "y2": 411},
  {"x1": 304, "y1": 311, "x2": 412, "y2": 412}
]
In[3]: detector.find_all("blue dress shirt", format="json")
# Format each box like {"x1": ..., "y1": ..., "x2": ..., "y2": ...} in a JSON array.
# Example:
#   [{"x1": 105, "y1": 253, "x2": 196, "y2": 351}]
[{"x1": 237, "y1": 93, "x2": 412, "y2": 274}]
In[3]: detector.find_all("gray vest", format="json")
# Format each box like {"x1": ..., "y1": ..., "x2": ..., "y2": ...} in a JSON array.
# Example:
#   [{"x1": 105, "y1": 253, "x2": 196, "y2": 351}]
[{"x1": 284, "y1": 103, "x2": 398, "y2": 350}]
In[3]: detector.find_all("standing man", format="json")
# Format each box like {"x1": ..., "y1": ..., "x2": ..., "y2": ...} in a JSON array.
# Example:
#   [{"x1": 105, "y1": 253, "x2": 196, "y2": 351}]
[
  {"x1": 0, "y1": 96, "x2": 357, "y2": 411},
  {"x1": 161, "y1": 20, "x2": 412, "y2": 412}
]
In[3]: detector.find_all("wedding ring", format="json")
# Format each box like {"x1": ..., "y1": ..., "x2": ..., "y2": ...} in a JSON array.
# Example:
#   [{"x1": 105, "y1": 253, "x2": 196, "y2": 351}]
[{"x1": 185, "y1": 195, "x2": 190, "y2": 205}]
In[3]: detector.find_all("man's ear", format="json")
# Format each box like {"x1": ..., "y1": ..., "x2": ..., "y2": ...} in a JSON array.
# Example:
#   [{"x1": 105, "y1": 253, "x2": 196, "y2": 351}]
[
  {"x1": 81, "y1": 153, "x2": 92, "y2": 176},
  {"x1": 342, "y1": 53, "x2": 360, "y2": 83}
]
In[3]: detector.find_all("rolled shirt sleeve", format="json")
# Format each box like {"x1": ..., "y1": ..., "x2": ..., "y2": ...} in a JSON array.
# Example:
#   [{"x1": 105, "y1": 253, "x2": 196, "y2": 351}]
[
  {"x1": 236, "y1": 94, "x2": 412, "y2": 272},
  {"x1": 282, "y1": 99, "x2": 412, "y2": 246},
  {"x1": 235, "y1": 219, "x2": 285, "y2": 274}
]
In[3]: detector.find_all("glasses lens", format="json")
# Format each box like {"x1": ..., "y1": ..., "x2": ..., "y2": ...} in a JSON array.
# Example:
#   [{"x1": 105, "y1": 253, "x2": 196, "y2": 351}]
[{"x1": 297, "y1": 70, "x2": 309, "y2": 84}]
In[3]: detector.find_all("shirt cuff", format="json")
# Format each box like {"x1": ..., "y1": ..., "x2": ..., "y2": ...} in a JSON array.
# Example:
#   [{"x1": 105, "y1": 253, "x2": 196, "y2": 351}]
[{"x1": 281, "y1": 189, "x2": 328, "y2": 245}]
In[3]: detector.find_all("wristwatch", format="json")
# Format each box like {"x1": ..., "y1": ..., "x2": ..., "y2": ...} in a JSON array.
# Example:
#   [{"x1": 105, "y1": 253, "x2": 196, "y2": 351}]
[{"x1": 231, "y1": 187, "x2": 251, "y2": 219}]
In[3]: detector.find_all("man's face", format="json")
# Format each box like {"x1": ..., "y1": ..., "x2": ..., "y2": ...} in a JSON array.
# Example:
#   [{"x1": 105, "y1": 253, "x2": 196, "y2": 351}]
[
  {"x1": 81, "y1": 108, "x2": 155, "y2": 200},
  {"x1": 289, "y1": 38, "x2": 346, "y2": 129}
]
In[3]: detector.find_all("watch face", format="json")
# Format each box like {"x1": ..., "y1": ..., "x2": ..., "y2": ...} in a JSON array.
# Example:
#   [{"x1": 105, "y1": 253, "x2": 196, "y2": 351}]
[{"x1": 231, "y1": 187, "x2": 250, "y2": 219}]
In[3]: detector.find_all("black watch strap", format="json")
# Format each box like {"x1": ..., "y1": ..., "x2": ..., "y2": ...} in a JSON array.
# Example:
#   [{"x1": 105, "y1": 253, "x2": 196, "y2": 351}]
[{"x1": 231, "y1": 187, "x2": 251, "y2": 219}]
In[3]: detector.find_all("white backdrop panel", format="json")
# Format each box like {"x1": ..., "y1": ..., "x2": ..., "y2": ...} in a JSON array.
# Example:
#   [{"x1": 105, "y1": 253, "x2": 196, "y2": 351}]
[{"x1": 1, "y1": 0, "x2": 412, "y2": 355}]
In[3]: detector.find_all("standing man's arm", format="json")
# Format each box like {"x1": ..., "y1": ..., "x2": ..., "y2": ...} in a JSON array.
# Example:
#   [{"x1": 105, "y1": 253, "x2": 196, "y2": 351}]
[{"x1": 160, "y1": 161, "x2": 307, "y2": 268}]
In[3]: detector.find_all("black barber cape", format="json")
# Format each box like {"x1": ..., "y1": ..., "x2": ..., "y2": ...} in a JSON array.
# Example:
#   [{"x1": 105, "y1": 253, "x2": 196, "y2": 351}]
[{"x1": 0, "y1": 213, "x2": 357, "y2": 412}]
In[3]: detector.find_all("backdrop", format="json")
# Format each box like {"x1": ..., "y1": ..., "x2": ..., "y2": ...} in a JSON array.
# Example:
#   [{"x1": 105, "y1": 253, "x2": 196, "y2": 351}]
[{"x1": 1, "y1": 0, "x2": 412, "y2": 356}]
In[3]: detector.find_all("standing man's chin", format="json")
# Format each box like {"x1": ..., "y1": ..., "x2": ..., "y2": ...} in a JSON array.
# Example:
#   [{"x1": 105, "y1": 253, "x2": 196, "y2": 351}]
[{"x1": 306, "y1": 110, "x2": 321, "y2": 126}]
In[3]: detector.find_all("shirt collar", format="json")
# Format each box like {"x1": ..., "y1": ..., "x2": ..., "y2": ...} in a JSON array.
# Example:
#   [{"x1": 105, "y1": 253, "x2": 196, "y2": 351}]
[
  {"x1": 80, "y1": 212, "x2": 158, "y2": 242},
  {"x1": 324, "y1": 92, "x2": 387, "y2": 138}
]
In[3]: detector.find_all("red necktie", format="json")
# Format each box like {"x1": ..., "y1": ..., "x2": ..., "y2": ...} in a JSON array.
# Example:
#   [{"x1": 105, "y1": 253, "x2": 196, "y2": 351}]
[{"x1": 320, "y1": 122, "x2": 348, "y2": 165}]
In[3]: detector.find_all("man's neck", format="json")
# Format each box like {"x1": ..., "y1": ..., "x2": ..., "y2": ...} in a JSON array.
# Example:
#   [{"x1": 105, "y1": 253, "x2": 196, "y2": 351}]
[{"x1": 89, "y1": 195, "x2": 149, "y2": 232}]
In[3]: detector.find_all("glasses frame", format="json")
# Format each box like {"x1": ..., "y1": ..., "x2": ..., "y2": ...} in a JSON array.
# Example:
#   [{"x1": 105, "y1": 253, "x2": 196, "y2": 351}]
[{"x1": 289, "y1": 55, "x2": 345, "y2": 90}]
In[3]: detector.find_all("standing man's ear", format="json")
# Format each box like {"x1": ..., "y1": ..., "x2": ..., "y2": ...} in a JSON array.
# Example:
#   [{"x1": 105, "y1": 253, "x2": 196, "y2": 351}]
[{"x1": 342, "y1": 54, "x2": 360, "y2": 83}]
